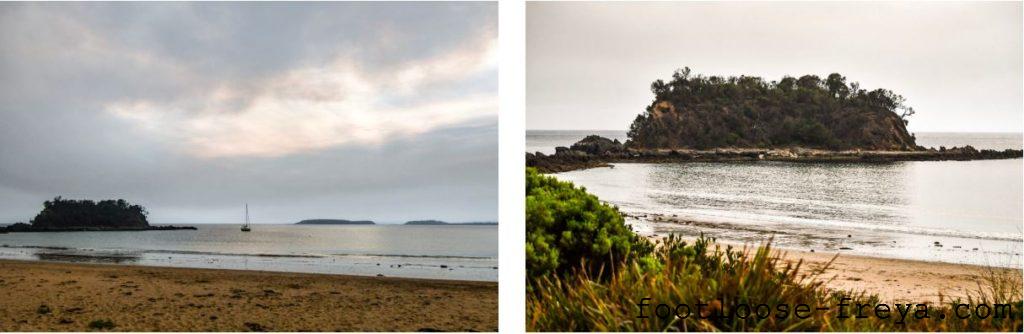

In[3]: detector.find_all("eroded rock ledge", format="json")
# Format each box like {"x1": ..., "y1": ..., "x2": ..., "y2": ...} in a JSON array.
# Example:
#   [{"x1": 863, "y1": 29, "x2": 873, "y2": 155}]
[{"x1": 526, "y1": 135, "x2": 1024, "y2": 173}]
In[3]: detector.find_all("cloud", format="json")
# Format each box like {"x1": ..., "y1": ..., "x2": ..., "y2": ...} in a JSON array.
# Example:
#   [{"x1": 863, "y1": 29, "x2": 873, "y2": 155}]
[
  {"x1": 0, "y1": 2, "x2": 498, "y2": 223},
  {"x1": 106, "y1": 34, "x2": 498, "y2": 158}
]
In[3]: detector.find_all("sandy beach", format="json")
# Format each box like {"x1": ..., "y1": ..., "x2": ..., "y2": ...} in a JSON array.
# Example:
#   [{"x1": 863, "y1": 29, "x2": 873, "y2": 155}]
[
  {"x1": 0, "y1": 260, "x2": 497, "y2": 332},
  {"x1": 645, "y1": 233, "x2": 1022, "y2": 305},
  {"x1": 776, "y1": 248, "x2": 1023, "y2": 305}
]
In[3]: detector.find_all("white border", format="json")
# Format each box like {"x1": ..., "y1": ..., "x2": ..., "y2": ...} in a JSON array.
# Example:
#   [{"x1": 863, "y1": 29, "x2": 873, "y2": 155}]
[{"x1": 498, "y1": 0, "x2": 526, "y2": 332}]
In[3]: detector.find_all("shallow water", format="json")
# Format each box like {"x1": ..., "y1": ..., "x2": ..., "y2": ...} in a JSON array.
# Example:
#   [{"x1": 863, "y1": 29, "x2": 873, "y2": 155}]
[
  {"x1": 529, "y1": 131, "x2": 1024, "y2": 268},
  {"x1": 556, "y1": 161, "x2": 1022, "y2": 268},
  {"x1": 0, "y1": 224, "x2": 498, "y2": 281}
]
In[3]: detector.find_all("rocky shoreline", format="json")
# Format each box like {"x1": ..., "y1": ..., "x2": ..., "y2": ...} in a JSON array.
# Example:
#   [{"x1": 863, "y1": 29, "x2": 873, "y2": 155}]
[
  {"x1": 1, "y1": 224, "x2": 197, "y2": 233},
  {"x1": 527, "y1": 135, "x2": 1024, "y2": 173}
]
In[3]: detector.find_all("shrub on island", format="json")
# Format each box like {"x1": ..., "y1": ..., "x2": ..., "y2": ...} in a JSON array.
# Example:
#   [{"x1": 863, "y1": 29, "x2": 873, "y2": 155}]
[
  {"x1": 30, "y1": 197, "x2": 149, "y2": 230},
  {"x1": 2, "y1": 197, "x2": 194, "y2": 232},
  {"x1": 628, "y1": 68, "x2": 919, "y2": 150}
]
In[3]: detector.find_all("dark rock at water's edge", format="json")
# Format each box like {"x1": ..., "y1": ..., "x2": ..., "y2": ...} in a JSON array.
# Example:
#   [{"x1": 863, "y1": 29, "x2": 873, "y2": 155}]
[
  {"x1": 527, "y1": 150, "x2": 613, "y2": 174},
  {"x1": 295, "y1": 219, "x2": 375, "y2": 225},
  {"x1": 1, "y1": 197, "x2": 196, "y2": 232},
  {"x1": 527, "y1": 136, "x2": 1024, "y2": 173},
  {"x1": 1, "y1": 223, "x2": 196, "y2": 232},
  {"x1": 569, "y1": 135, "x2": 626, "y2": 156},
  {"x1": 404, "y1": 220, "x2": 498, "y2": 225}
]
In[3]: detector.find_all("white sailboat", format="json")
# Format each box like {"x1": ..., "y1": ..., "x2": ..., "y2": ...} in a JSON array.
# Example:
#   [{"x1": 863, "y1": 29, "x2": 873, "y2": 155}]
[{"x1": 241, "y1": 204, "x2": 252, "y2": 232}]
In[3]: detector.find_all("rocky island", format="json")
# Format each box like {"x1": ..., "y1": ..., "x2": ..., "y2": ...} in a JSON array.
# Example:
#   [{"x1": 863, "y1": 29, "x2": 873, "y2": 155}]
[
  {"x1": 1, "y1": 197, "x2": 195, "y2": 232},
  {"x1": 405, "y1": 220, "x2": 497, "y2": 226},
  {"x1": 528, "y1": 68, "x2": 1022, "y2": 173},
  {"x1": 295, "y1": 219, "x2": 375, "y2": 225}
]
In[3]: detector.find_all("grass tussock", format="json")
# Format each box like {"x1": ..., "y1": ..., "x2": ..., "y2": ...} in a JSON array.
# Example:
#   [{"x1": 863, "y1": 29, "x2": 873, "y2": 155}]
[{"x1": 527, "y1": 235, "x2": 1022, "y2": 331}]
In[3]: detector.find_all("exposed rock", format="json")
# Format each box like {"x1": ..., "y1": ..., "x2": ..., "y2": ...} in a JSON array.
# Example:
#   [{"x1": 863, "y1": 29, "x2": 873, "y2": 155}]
[
  {"x1": 526, "y1": 136, "x2": 1022, "y2": 173},
  {"x1": 569, "y1": 135, "x2": 625, "y2": 156},
  {"x1": 526, "y1": 151, "x2": 610, "y2": 174}
]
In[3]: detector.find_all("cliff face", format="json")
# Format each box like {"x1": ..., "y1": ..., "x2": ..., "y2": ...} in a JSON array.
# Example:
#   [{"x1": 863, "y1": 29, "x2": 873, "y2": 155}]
[{"x1": 626, "y1": 68, "x2": 918, "y2": 150}]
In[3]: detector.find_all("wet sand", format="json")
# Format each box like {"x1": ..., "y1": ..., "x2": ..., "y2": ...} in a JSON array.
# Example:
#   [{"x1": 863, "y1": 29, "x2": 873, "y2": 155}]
[{"x1": 0, "y1": 260, "x2": 497, "y2": 332}]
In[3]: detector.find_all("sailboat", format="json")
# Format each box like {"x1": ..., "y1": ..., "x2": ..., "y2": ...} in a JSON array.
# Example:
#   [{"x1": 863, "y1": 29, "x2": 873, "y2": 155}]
[{"x1": 241, "y1": 204, "x2": 252, "y2": 232}]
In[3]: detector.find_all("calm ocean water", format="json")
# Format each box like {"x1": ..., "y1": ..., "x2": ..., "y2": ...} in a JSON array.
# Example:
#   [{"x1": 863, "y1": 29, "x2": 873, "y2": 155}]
[
  {"x1": 529, "y1": 130, "x2": 1024, "y2": 268},
  {"x1": 0, "y1": 224, "x2": 498, "y2": 281},
  {"x1": 526, "y1": 130, "x2": 1023, "y2": 154}
]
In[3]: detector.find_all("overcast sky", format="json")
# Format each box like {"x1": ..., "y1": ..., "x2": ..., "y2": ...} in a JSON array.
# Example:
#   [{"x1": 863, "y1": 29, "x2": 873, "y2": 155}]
[
  {"x1": 527, "y1": 1, "x2": 1023, "y2": 133},
  {"x1": 0, "y1": 2, "x2": 497, "y2": 224}
]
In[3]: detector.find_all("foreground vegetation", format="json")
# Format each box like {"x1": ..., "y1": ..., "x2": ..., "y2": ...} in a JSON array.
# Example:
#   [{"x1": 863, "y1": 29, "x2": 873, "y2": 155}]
[
  {"x1": 525, "y1": 168, "x2": 1022, "y2": 331},
  {"x1": 627, "y1": 68, "x2": 918, "y2": 150}
]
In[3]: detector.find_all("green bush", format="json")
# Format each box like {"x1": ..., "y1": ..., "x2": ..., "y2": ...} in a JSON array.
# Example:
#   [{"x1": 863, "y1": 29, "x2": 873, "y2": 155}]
[{"x1": 526, "y1": 168, "x2": 653, "y2": 281}]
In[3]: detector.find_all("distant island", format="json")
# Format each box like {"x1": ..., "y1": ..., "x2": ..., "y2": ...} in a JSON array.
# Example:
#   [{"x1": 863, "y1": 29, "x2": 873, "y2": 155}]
[
  {"x1": 1, "y1": 197, "x2": 195, "y2": 232},
  {"x1": 404, "y1": 220, "x2": 497, "y2": 226},
  {"x1": 295, "y1": 219, "x2": 375, "y2": 225},
  {"x1": 527, "y1": 68, "x2": 1023, "y2": 173}
]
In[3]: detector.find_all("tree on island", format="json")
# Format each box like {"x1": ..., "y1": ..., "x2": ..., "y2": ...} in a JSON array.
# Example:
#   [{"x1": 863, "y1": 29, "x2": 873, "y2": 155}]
[
  {"x1": 29, "y1": 196, "x2": 150, "y2": 230},
  {"x1": 629, "y1": 67, "x2": 918, "y2": 150}
]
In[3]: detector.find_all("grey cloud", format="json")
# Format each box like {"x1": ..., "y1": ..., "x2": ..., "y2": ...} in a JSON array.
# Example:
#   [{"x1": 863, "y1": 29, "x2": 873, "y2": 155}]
[{"x1": 0, "y1": 2, "x2": 497, "y2": 224}]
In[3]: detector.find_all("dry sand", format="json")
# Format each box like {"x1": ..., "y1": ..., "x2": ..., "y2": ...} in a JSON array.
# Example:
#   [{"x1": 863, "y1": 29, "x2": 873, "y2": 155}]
[
  {"x1": 0, "y1": 260, "x2": 497, "y2": 332},
  {"x1": 775, "y1": 248, "x2": 1023, "y2": 305}
]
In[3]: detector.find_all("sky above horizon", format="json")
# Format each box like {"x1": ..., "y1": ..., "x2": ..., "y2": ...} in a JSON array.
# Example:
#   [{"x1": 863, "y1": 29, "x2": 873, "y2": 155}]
[
  {"x1": 527, "y1": 2, "x2": 1023, "y2": 133},
  {"x1": 0, "y1": 2, "x2": 498, "y2": 224}
]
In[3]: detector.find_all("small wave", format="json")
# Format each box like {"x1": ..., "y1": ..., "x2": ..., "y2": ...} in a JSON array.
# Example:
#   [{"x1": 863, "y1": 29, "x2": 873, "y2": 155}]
[
  {"x1": 3, "y1": 245, "x2": 492, "y2": 260},
  {"x1": 1, "y1": 245, "x2": 71, "y2": 250},
  {"x1": 635, "y1": 209, "x2": 1024, "y2": 242},
  {"x1": 0, "y1": 245, "x2": 323, "y2": 259},
  {"x1": 333, "y1": 253, "x2": 494, "y2": 260},
  {"x1": 141, "y1": 249, "x2": 323, "y2": 258},
  {"x1": 35, "y1": 252, "x2": 141, "y2": 264}
]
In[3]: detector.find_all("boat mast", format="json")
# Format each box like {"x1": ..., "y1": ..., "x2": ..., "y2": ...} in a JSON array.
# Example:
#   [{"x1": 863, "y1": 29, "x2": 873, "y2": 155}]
[{"x1": 245, "y1": 204, "x2": 249, "y2": 227}]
